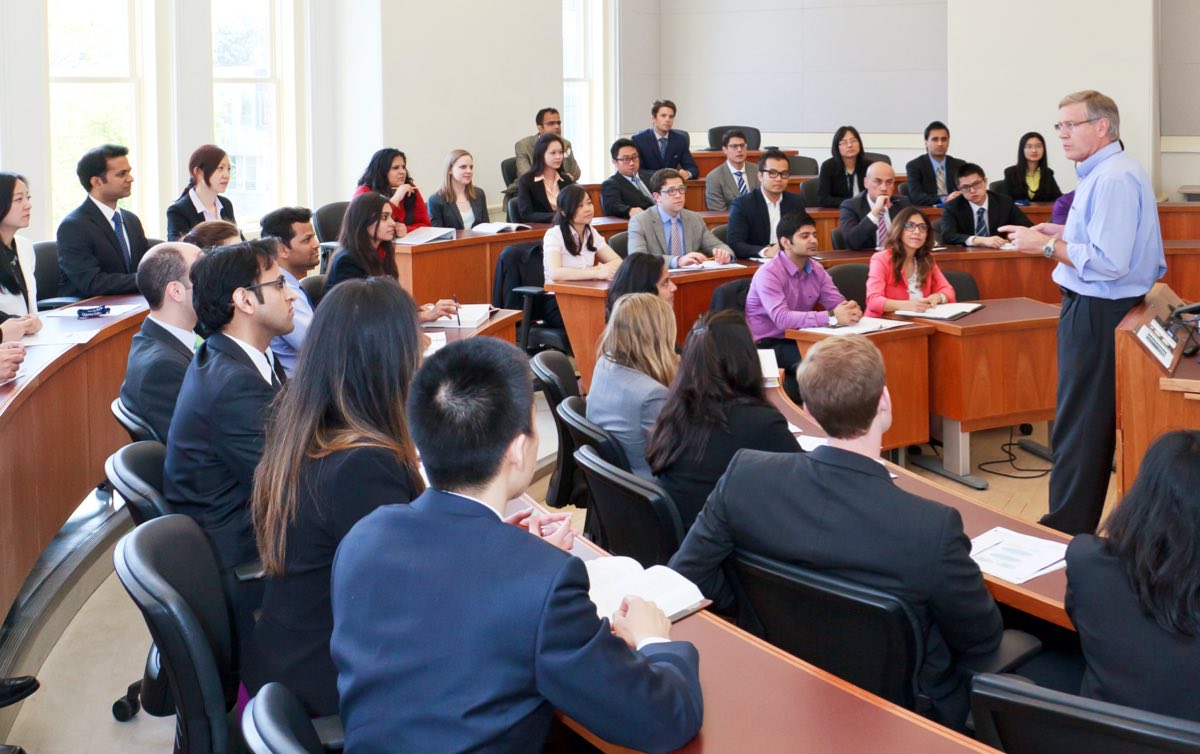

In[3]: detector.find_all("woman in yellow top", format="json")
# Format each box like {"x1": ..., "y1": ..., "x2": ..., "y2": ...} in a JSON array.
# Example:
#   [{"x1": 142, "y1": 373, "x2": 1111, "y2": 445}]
[{"x1": 1001, "y1": 132, "x2": 1063, "y2": 203}]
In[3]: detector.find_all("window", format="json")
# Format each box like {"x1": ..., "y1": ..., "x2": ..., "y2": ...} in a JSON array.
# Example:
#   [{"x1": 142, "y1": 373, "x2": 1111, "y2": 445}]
[{"x1": 562, "y1": 0, "x2": 606, "y2": 181}]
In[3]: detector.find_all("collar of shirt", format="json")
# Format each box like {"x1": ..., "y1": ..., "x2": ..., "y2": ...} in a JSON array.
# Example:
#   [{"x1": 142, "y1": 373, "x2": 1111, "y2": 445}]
[
  {"x1": 656, "y1": 204, "x2": 681, "y2": 225},
  {"x1": 533, "y1": 172, "x2": 561, "y2": 185},
  {"x1": 624, "y1": 173, "x2": 643, "y2": 185},
  {"x1": 438, "y1": 490, "x2": 505, "y2": 520},
  {"x1": 727, "y1": 161, "x2": 747, "y2": 175},
  {"x1": 760, "y1": 186, "x2": 781, "y2": 208},
  {"x1": 1076, "y1": 141, "x2": 1123, "y2": 180},
  {"x1": 776, "y1": 251, "x2": 812, "y2": 277},
  {"x1": 148, "y1": 314, "x2": 197, "y2": 352},
  {"x1": 89, "y1": 194, "x2": 119, "y2": 223},
  {"x1": 224, "y1": 332, "x2": 275, "y2": 385},
  {"x1": 653, "y1": 128, "x2": 671, "y2": 140},
  {"x1": 928, "y1": 154, "x2": 946, "y2": 172},
  {"x1": 188, "y1": 187, "x2": 221, "y2": 221},
  {"x1": 968, "y1": 198, "x2": 989, "y2": 215}
]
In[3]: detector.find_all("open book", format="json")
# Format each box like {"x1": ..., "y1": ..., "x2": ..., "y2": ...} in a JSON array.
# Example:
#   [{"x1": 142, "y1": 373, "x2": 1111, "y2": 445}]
[
  {"x1": 421, "y1": 304, "x2": 492, "y2": 329},
  {"x1": 395, "y1": 226, "x2": 457, "y2": 245},
  {"x1": 471, "y1": 222, "x2": 530, "y2": 234},
  {"x1": 895, "y1": 302, "x2": 983, "y2": 320},
  {"x1": 758, "y1": 349, "x2": 780, "y2": 387},
  {"x1": 585, "y1": 557, "x2": 709, "y2": 623}
]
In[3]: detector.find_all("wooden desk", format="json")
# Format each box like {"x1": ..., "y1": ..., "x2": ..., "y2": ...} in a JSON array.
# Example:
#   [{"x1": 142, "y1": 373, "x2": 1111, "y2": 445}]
[
  {"x1": 786, "y1": 324, "x2": 933, "y2": 452},
  {"x1": 424, "y1": 308, "x2": 522, "y2": 344},
  {"x1": 394, "y1": 226, "x2": 549, "y2": 304},
  {"x1": 0, "y1": 296, "x2": 148, "y2": 615}
]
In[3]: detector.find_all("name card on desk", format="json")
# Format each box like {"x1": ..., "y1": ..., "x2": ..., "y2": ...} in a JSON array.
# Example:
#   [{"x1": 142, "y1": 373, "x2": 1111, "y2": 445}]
[{"x1": 1137, "y1": 320, "x2": 1177, "y2": 369}]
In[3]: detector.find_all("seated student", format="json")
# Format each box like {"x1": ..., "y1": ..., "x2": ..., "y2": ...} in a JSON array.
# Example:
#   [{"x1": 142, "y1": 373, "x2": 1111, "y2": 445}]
[
  {"x1": 1066, "y1": 430, "x2": 1200, "y2": 722},
  {"x1": 816, "y1": 126, "x2": 873, "y2": 208},
  {"x1": 245, "y1": 278, "x2": 427, "y2": 717},
  {"x1": 119, "y1": 242, "x2": 203, "y2": 440},
  {"x1": 1052, "y1": 189, "x2": 1075, "y2": 225},
  {"x1": 542, "y1": 185, "x2": 622, "y2": 283},
  {"x1": 938, "y1": 163, "x2": 1032, "y2": 247},
  {"x1": 604, "y1": 252, "x2": 675, "y2": 321},
  {"x1": 904, "y1": 121, "x2": 966, "y2": 206},
  {"x1": 670, "y1": 335, "x2": 1003, "y2": 731},
  {"x1": 1001, "y1": 132, "x2": 1063, "y2": 203},
  {"x1": 330, "y1": 337, "x2": 702, "y2": 753},
  {"x1": 0, "y1": 173, "x2": 42, "y2": 343},
  {"x1": 727, "y1": 149, "x2": 806, "y2": 259},
  {"x1": 353, "y1": 148, "x2": 429, "y2": 236},
  {"x1": 56, "y1": 144, "x2": 150, "y2": 297},
  {"x1": 181, "y1": 220, "x2": 242, "y2": 250},
  {"x1": 426, "y1": 149, "x2": 490, "y2": 230},
  {"x1": 704, "y1": 129, "x2": 759, "y2": 212},
  {"x1": 838, "y1": 161, "x2": 911, "y2": 250},
  {"x1": 745, "y1": 211, "x2": 861, "y2": 396},
  {"x1": 628, "y1": 169, "x2": 733, "y2": 268},
  {"x1": 647, "y1": 310, "x2": 799, "y2": 530},
  {"x1": 166, "y1": 144, "x2": 238, "y2": 241},
  {"x1": 514, "y1": 107, "x2": 582, "y2": 182},
  {"x1": 164, "y1": 239, "x2": 296, "y2": 657},
  {"x1": 516, "y1": 133, "x2": 575, "y2": 223},
  {"x1": 587, "y1": 293, "x2": 678, "y2": 480},
  {"x1": 259, "y1": 207, "x2": 320, "y2": 376},
  {"x1": 0, "y1": 341, "x2": 25, "y2": 381},
  {"x1": 865, "y1": 207, "x2": 956, "y2": 318},
  {"x1": 600, "y1": 138, "x2": 656, "y2": 219},
  {"x1": 631, "y1": 99, "x2": 699, "y2": 179}
]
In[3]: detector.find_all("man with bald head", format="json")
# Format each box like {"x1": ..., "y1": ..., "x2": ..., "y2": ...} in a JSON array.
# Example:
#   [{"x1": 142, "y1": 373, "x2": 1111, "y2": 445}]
[
  {"x1": 119, "y1": 241, "x2": 203, "y2": 440},
  {"x1": 837, "y1": 161, "x2": 911, "y2": 250}
]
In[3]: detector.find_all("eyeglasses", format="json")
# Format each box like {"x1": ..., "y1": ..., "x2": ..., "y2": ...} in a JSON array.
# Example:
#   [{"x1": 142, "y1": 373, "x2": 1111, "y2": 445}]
[
  {"x1": 725, "y1": 143, "x2": 748, "y2": 150},
  {"x1": 762, "y1": 169, "x2": 792, "y2": 179},
  {"x1": 957, "y1": 179, "x2": 986, "y2": 192},
  {"x1": 838, "y1": 138, "x2": 860, "y2": 147},
  {"x1": 1053, "y1": 119, "x2": 1097, "y2": 133},
  {"x1": 903, "y1": 222, "x2": 929, "y2": 232},
  {"x1": 614, "y1": 155, "x2": 640, "y2": 164},
  {"x1": 658, "y1": 186, "x2": 688, "y2": 197},
  {"x1": 243, "y1": 276, "x2": 287, "y2": 292}
]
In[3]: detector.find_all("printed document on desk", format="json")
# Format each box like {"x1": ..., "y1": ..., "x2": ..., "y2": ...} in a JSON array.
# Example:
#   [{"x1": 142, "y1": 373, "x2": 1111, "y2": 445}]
[
  {"x1": 896, "y1": 303, "x2": 983, "y2": 320},
  {"x1": 585, "y1": 557, "x2": 708, "y2": 623},
  {"x1": 970, "y1": 526, "x2": 1066, "y2": 584},
  {"x1": 803, "y1": 316, "x2": 911, "y2": 336},
  {"x1": 394, "y1": 227, "x2": 456, "y2": 245},
  {"x1": 471, "y1": 222, "x2": 530, "y2": 234}
]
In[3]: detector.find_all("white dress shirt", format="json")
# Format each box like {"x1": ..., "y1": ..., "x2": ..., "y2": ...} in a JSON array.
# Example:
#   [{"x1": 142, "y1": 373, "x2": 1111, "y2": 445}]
[
  {"x1": 89, "y1": 195, "x2": 131, "y2": 252},
  {"x1": 148, "y1": 313, "x2": 196, "y2": 352},
  {"x1": 225, "y1": 332, "x2": 275, "y2": 385}
]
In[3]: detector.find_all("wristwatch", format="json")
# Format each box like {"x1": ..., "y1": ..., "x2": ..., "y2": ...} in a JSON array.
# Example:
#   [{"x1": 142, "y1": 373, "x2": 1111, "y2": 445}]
[
  {"x1": 827, "y1": 314, "x2": 839, "y2": 327},
  {"x1": 1042, "y1": 240, "x2": 1056, "y2": 259}
]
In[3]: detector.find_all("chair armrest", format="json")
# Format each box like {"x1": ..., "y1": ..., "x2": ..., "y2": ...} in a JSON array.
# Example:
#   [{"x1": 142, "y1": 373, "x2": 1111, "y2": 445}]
[
  {"x1": 313, "y1": 714, "x2": 344, "y2": 751},
  {"x1": 959, "y1": 629, "x2": 1042, "y2": 676},
  {"x1": 234, "y1": 560, "x2": 266, "y2": 582},
  {"x1": 38, "y1": 296, "x2": 82, "y2": 312},
  {"x1": 512, "y1": 286, "x2": 547, "y2": 298}
]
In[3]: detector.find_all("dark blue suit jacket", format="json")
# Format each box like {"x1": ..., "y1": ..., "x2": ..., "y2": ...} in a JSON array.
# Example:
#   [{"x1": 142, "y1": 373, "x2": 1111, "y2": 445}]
[
  {"x1": 56, "y1": 198, "x2": 150, "y2": 297},
  {"x1": 331, "y1": 488, "x2": 703, "y2": 753},
  {"x1": 119, "y1": 317, "x2": 194, "y2": 442},
  {"x1": 632, "y1": 128, "x2": 700, "y2": 176},
  {"x1": 727, "y1": 189, "x2": 807, "y2": 259}
]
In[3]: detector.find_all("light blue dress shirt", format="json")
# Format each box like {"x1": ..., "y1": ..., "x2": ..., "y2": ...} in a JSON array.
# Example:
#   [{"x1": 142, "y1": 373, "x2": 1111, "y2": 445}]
[
  {"x1": 271, "y1": 268, "x2": 314, "y2": 377},
  {"x1": 1053, "y1": 141, "x2": 1165, "y2": 299}
]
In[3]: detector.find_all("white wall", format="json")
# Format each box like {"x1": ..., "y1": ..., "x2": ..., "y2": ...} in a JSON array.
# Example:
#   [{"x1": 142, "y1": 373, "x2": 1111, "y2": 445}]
[{"x1": 0, "y1": 2, "x2": 53, "y2": 241}]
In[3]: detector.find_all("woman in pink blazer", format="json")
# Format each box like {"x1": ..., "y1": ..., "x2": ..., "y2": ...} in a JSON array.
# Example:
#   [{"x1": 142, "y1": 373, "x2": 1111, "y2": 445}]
[{"x1": 865, "y1": 206, "x2": 956, "y2": 317}]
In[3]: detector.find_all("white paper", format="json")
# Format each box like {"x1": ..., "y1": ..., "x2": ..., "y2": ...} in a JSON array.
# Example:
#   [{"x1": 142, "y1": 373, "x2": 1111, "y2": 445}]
[
  {"x1": 394, "y1": 226, "x2": 457, "y2": 245},
  {"x1": 970, "y1": 526, "x2": 1067, "y2": 584},
  {"x1": 802, "y1": 316, "x2": 912, "y2": 336},
  {"x1": 20, "y1": 329, "x2": 99, "y2": 347},
  {"x1": 471, "y1": 222, "x2": 530, "y2": 234},
  {"x1": 422, "y1": 331, "x2": 447, "y2": 357},
  {"x1": 787, "y1": 422, "x2": 803, "y2": 434},
  {"x1": 797, "y1": 435, "x2": 828, "y2": 452},
  {"x1": 42, "y1": 304, "x2": 141, "y2": 318},
  {"x1": 998, "y1": 243, "x2": 1017, "y2": 251},
  {"x1": 758, "y1": 349, "x2": 780, "y2": 387},
  {"x1": 422, "y1": 304, "x2": 491, "y2": 328},
  {"x1": 895, "y1": 303, "x2": 982, "y2": 320},
  {"x1": 585, "y1": 557, "x2": 705, "y2": 622}
]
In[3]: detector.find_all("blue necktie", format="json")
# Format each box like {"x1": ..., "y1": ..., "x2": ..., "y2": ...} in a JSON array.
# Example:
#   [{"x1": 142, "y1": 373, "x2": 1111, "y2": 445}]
[
  {"x1": 658, "y1": 136, "x2": 668, "y2": 163},
  {"x1": 974, "y1": 207, "x2": 988, "y2": 237},
  {"x1": 112, "y1": 211, "x2": 132, "y2": 272},
  {"x1": 735, "y1": 171, "x2": 747, "y2": 195}
]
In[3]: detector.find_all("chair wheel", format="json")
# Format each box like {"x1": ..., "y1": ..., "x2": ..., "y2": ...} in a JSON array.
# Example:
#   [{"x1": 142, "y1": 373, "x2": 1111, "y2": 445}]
[
  {"x1": 112, "y1": 695, "x2": 140, "y2": 722},
  {"x1": 1019, "y1": 423, "x2": 1034, "y2": 436}
]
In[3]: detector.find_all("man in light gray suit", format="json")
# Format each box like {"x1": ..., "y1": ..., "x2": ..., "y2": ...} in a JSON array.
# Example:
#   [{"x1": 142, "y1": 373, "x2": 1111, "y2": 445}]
[
  {"x1": 629, "y1": 169, "x2": 733, "y2": 269},
  {"x1": 514, "y1": 107, "x2": 581, "y2": 182},
  {"x1": 704, "y1": 128, "x2": 759, "y2": 211}
]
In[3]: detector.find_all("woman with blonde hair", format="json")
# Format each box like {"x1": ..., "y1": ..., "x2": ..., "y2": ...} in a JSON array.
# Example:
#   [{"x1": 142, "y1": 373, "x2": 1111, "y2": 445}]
[
  {"x1": 426, "y1": 148, "x2": 490, "y2": 229},
  {"x1": 586, "y1": 292, "x2": 678, "y2": 479}
]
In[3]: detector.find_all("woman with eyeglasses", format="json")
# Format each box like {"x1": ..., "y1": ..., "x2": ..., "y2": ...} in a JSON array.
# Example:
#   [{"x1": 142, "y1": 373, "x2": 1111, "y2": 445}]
[
  {"x1": 816, "y1": 126, "x2": 874, "y2": 208},
  {"x1": 1001, "y1": 132, "x2": 1063, "y2": 203},
  {"x1": 354, "y1": 148, "x2": 430, "y2": 238},
  {"x1": 864, "y1": 206, "x2": 955, "y2": 317},
  {"x1": 426, "y1": 149, "x2": 490, "y2": 230},
  {"x1": 543, "y1": 185, "x2": 621, "y2": 284},
  {"x1": 167, "y1": 144, "x2": 240, "y2": 242},
  {"x1": 516, "y1": 133, "x2": 575, "y2": 223}
]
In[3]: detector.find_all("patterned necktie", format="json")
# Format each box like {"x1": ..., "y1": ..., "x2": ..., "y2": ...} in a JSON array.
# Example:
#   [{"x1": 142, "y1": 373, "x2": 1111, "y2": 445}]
[
  {"x1": 876, "y1": 207, "x2": 888, "y2": 249},
  {"x1": 632, "y1": 174, "x2": 651, "y2": 198},
  {"x1": 112, "y1": 211, "x2": 132, "y2": 272},
  {"x1": 658, "y1": 136, "x2": 668, "y2": 162},
  {"x1": 670, "y1": 216, "x2": 682, "y2": 257},
  {"x1": 735, "y1": 171, "x2": 747, "y2": 195},
  {"x1": 975, "y1": 207, "x2": 988, "y2": 237},
  {"x1": 935, "y1": 165, "x2": 947, "y2": 197}
]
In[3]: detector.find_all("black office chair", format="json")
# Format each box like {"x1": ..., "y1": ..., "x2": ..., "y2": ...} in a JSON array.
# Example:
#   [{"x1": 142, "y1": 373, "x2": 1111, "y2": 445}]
[
  {"x1": 971, "y1": 673, "x2": 1200, "y2": 754},
  {"x1": 32, "y1": 240, "x2": 81, "y2": 311},
  {"x1": 709, "y1": 279, "x2": 751, "y2": 313},
  {"x1": 608, "y1": 231, "x2": 630, "y2": 258},
  {"x1": 299, "y1": 274, "x2": 327, "y2": 308},
  {"x1": 507, "y1": 197, "x2": 521, "y2": 224},
  {"x1": 242, "y1": 682, "x2": 342, "y2": 754},
  {"x1": 500, "y1": 157, "x2": 518, "y2": 194},
  {"x1": 529, "y1": 351, "x2": 587, "y2": 511},
  {"x1": 943, "y1": 269, "x2": 980, "y2": 302},
  {"x1": 862, "y1": 151, "x2": 892, "y2": 166},
  {"x1": 787, "y1": 155, "x2": 819, "y2": 177},
  {"x1": 707, "y1": 126, "x2": 761, "y2": 151},
  {"x1": 831, "y1": 227, "x2": 848, "y2": 251},
  {"x1": 799, "y1": 178, "x2": 820, "y2": 207},
  {"x1": 491, "y1": 242, "x2": 570, "y2": 355},
  {"x1": 898, "y1": 183, "x2": 911, "y2": 198},
  {"x1": 711, "y1": 224, "x2": 729, "y2": 244},
  {"x1": 111, "y1": 397, "x2": 160, "y2": 443},
  {"x1": 556, "y1": 396, "x2": 630, "y2": 472},
  {"x1": 146, "y1": 238, "x2": 166, "y2": 248},
  {"x1": 574, "y1": 445, "x2": 685, "y2": 567},
  {"x1": 829, "y1": 263, "x2": 869, "y2": 307},
  {"x1": 312, "y1": 202, "x2": 348, "y2": 273},
  {"x1": 989, "y1": 180, "x2": 1010, "y2": 198}
]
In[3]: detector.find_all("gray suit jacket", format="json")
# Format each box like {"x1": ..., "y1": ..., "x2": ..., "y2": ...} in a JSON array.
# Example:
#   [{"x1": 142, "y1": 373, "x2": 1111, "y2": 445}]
[
  {"x1": 628, "y1": 208, "x2": 732, "y2": 268},
  {"x1": 704, "y1": 162, "x2": 759, "y2": 212},
  {"x1": 585, "y1": 357, "x2": 668, "y2": 480},
  {"x1": 514, "y1": 134, "x2": 581, "y2": 183}
]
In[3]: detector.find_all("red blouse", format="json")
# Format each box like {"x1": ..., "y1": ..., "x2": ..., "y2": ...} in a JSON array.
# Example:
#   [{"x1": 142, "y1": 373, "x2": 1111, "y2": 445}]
[{"x1": 352, "y1": 184, "x2": 431, "y2": 229}]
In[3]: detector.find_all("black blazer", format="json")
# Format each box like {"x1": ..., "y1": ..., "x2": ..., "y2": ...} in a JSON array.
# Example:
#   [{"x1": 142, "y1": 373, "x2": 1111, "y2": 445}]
[
  {"x1": 838, "y1": 192, "x2": 912, "y2": 251},
  {"x1": 656, "y1": 400, "x2": 799, "y2": 531},
  {"x1": 426, "y1": 189, "x2": 490, "y2": 229},
  {"x1": 244, "y1": 446, "x2": 416, "y2": 716},
  {"x1": 903, "y1": 154, "x2": 966, "y2": 206},
  {"x1": 669, "y1": 445, "x2": 1002, "y2": 729},
  {"x1": 727, "y1": 189, "x2": 807, "y2": 259},
  {"x1": 1000, "y1": 165, "x2": 1063, "y2": 203},
  {"x1": 938, "y1": 191, "x2": 1031, "y2": 245},
  {"x1": 164, "y1": 331, "x2": 285, "y2": 570},
  {"x1": 600, "y1": 170, "x2": 656, "y2": 218},
  {"x1": 165, "y1": 193, "x2": 238, "y2": 241},
  {"x1": 325, "y1": 249, "x2": 373, "y2": 291},
  {"x1": 1066, "y1": 534, "x2": 1200, "y2": 722},
  {"x1": 56, "y1": 198, "x2": 149, "y2": 297},
  {"x1": 516, "y1": 173, "x2": 574, "y2": 224},
  {"x1": 119, "y1": 317, "x2": 194, "y2": 442},
  {"x1": 816, "y1": 157, "x2": 872, "y2": 208}
]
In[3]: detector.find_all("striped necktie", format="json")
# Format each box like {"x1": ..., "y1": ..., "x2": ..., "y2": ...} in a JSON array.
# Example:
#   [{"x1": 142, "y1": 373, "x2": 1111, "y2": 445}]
[
  {"x1": 735, "y1": 171, "x2": 747, "y2": 195},
  {"x1": 975, "y1": 207, "x2": 988, "y2": 237},
  {"x1": 876, "y1": 209, "x2": 888, "y2": 249},
  {"x1": 935, "y1": 165, "x2": 947, "y2": 197},
  {"x1": 670, "y1": 216, "x2": 682, "y2": 256}
]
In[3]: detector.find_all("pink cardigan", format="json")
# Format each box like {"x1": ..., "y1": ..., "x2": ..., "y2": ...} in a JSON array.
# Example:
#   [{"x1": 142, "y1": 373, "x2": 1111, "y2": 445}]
[{"x1": 864, "y1": 249, "x2": 956, "y2": 317}]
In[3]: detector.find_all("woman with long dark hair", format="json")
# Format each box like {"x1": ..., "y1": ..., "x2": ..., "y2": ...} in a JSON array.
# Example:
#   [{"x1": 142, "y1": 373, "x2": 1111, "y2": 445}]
[
  {"x1": 166, "y1": 144, "x2": 239, "y2": 241},
  {"x1": 1001, "y1": 132, "x2": 1062, "y2": 202},
  {"x1": 604, "y1": 252, "x2": 676, "y2": 321},
  {"x1": 354, "y1": 148, "x2": 430, "y2": 235},
  {"x1": 516, "y1": 133, "x2": 574, "y2": 223},
  {"x1": 0, "y1": 173, "x2": 41, "y2": 342},
  {"x1": 863, "y1": 206, "x2": 955, "y2": 317},
  {"x1": 647, "y1": 310, "x2": 797, "y2": 529},
  {"x1": 816, "y1": 126, "x2": 873, "y2": 208},
  {"x1": 245, "y1": 277, "x2": 426, "y2": 715},
  {"x1": 542, "y1": 184, "x2": 621, "y2": 283}
]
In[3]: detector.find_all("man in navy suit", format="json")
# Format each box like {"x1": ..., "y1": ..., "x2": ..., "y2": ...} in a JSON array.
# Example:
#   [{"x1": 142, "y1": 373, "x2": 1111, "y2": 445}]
[
  {"x1": 56, "y1": 144, "x2": 151, "y2": 298},
  {"x1": 631, "y1": 99, "x2": 700, "y2": 179},
  {"x1": 331, "y1": 337, "x2": 704, "y2": 754},
  {"x1": 727, "y1": 149, "x2": 806, "y2": 259},
  {"x1": 600, "y1": 138, "x2": 656, "y2": 218},
  {"x1": 938, "y1": 163, "x2": 1031, "y2": 247}
]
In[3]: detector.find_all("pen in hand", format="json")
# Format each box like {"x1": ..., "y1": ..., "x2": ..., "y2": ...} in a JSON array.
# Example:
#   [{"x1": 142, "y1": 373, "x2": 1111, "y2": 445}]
[{"x1": 452, "y1": 294, "x2": 461, "y2": 327}]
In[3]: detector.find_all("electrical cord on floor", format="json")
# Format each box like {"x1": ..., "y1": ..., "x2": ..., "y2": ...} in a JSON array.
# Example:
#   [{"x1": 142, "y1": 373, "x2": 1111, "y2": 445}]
[{"x1": 977, "y1": 426, "x2": 1052, "y2": 479}]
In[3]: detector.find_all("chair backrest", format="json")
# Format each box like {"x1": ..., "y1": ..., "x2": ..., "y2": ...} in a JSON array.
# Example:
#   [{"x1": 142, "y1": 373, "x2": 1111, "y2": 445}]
[
  {"x1": 862, "y1": 151, "x2": 892, "y2": 166},
  {"x1": 710, "y1": 224, "x2": 729, "y2": 244},
  {"x1": 146, "y1": 237, "x2": 166, "y2": 248},
  {"x1": 298, "y1": 274, "x2": 327, "y2": 308},
  {"x1": 242, "y1": 683, "x2": 325, "y2": 754},
  {"x1": 114, "y1": 515, "x2": 238, "y2": 754},
  {"x1": 971, "y1": 673, "x2": 1200, "y2": 754},
  {"x1": 573, "y1": 445, "x2": 685, "y2": 566},
  {"x1": 989, "y1": 180, "x2": 1010, "y2": 197},
  {"x1": 897, "y1": 182, "x2": 910, "y2": 198},
  {"x1": 556, "y1": 395, "x2": 631, "y2": 472},
  {"x1": 608, "y1": 231, "x2": 630, "y2": 258},
  {"x1": 830, "y1": 262, "x2": 869, "y2": 306},
  {"x1": 830, "y1": 227, "x2": 847, "y2": 251},
  {"x1": 105, "y1": 440, "x2": 172, "y2": 526},
  {"x1": 530, "y1": 350, "x2": 584, "y2": 509},
  {"x1": 507, "y1": 197, "x2": 521, "y2": 223},
  {"x1": 787, "y1": 155, "x2": 819, "y2": 177},
  {"x1": 707, "y1": 126, "x2": 761, "y2": 150},
  {"x1": 33, "y1": 240, "x2": 59, "y2": 300},
  {"x1": 312, "y1": 201, "x2": 348, "y2": 245},
  {"x1": 731, "y1": 550, "x2": 924, "y2": 710},
  {"x1": 493, "y1": 242, "x2": 545, "y2": 310},
  {"x1": 501, "y1": 157, "x2": 518, "y2": 188},
  {"x1": 942, "y1": 269, "x2": 980, "y2": 302},
  {"x1": 800, "y1": 178, "x2": 820, "y2": 207},
  {"x1": 111, "y1": 397, "x2": 161, "y2": 443},
  {"x1": 709, "y1": 278, "x2": 752, "y2": 313},
  {"x1": 531, "y1": 350, "x2": 579, "y2": 410}
]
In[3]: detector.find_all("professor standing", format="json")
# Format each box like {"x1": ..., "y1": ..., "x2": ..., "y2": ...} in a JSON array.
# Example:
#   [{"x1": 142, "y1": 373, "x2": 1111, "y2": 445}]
[{"x1": 1001, "y1": 90, "x2": 1165, "y2": 535}]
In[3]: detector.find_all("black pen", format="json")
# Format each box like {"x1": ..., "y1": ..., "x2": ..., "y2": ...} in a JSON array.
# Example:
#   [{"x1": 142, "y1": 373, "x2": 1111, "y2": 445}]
[{"x1": 452, "y1": 294, "x2": 461, "y2": 327}]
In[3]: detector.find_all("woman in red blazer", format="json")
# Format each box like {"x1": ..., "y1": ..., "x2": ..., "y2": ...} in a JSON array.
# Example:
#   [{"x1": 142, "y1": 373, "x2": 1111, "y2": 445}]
[
  {"x1": 865, "y1": 206, "x2": 955, "y2": 317},
  {"x1": 353, "y1": 148, "x2": 431, "y2": 235}
]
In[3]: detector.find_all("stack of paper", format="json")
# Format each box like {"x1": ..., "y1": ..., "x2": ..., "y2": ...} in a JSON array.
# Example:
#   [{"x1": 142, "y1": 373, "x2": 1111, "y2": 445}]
[
  {"x1": 804, "y1": 317, "x2": 912, "y2": 336},
  {"x1": 585, "y1": 557, "x2": 708, "y2": 622},
  {"x1": 422, "y1": 331, "x2": 447, "y2": 357},
  {"x1": 471, "y1": 222, "x2": 530, "y2": 234},
  {"x1": 970, "y1": 527, "x2": 1066, "y2": 584},
  {"x1": 394, "y1": 227, "x2": 456, "y2": 245},
  {"x1": 423, "y1": 304, "x2": 491, "y2": 329},
  {"x1": 21, "y1": 330, "x2": 99, "y2": 347},
  {"x1": 895, "y1": 303, "x2": 982, "y2": 320}
]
